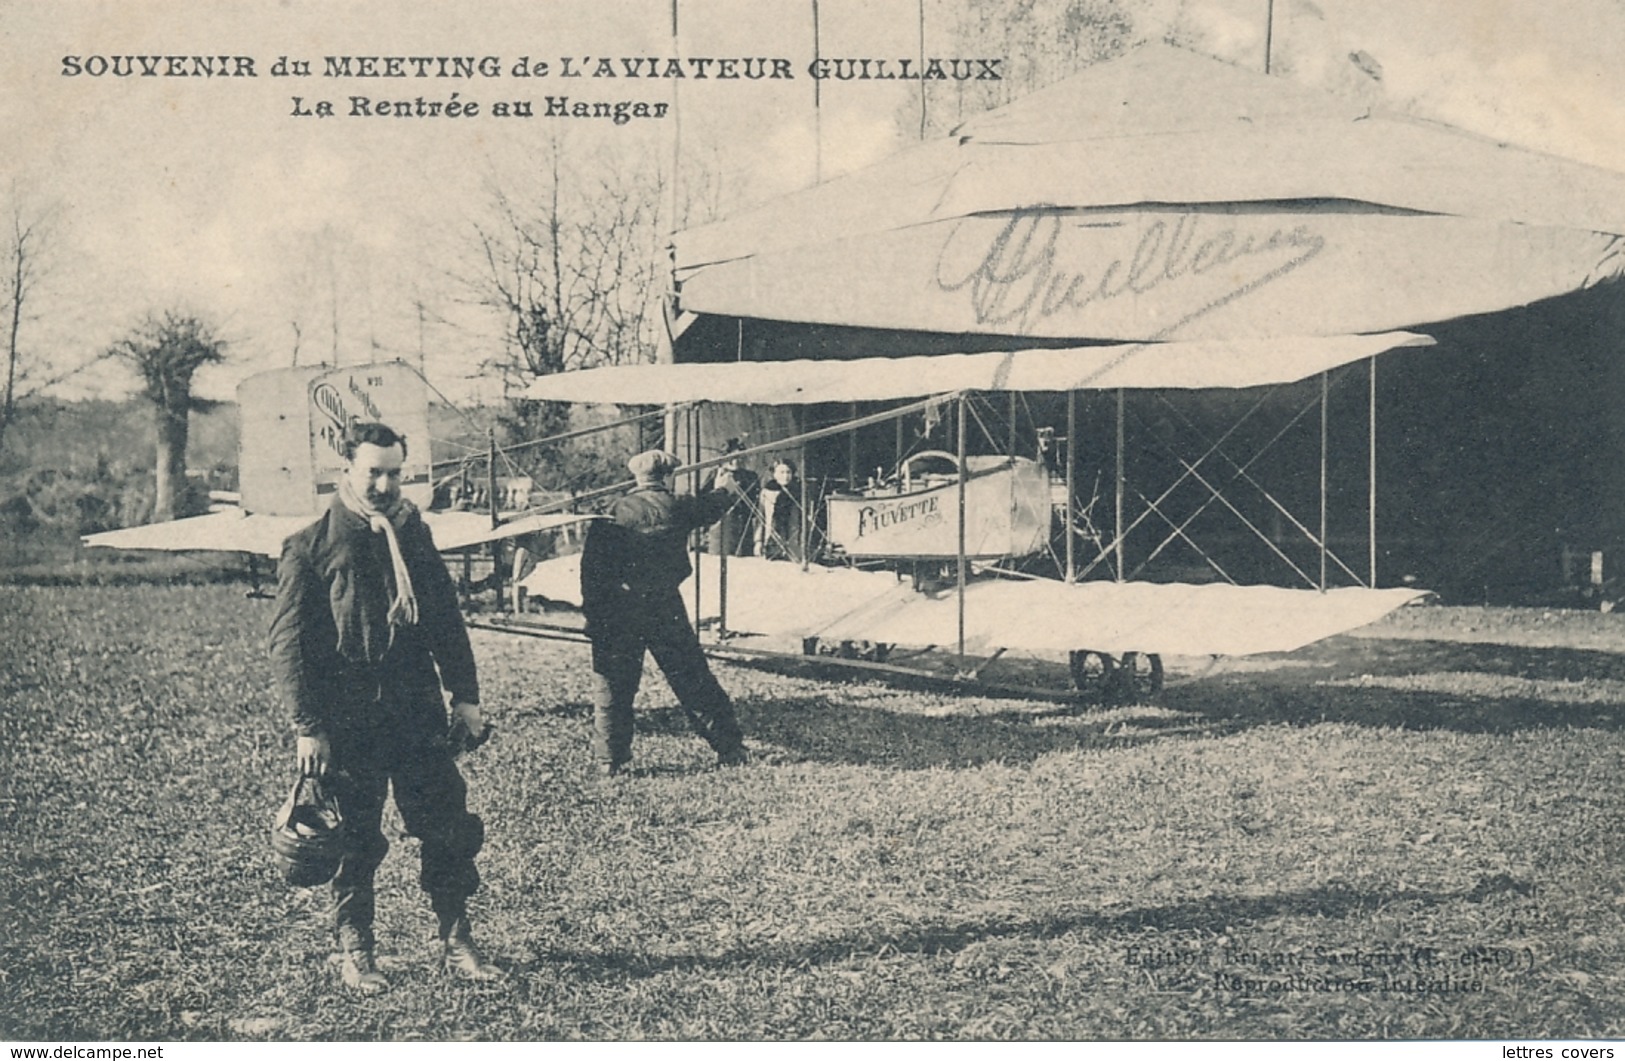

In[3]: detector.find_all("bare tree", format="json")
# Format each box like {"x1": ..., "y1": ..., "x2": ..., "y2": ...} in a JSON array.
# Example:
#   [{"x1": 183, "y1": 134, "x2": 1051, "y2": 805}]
[
  {"x1": 463, "y1": 143, "x2": 674, "y2": 474},
  {"x1": 107, "y1": 311, "x2": 228, "y2": 521},
  {"x1": 472, "y1": 151, "x2": 670, "y2": 375},
  {"x1": 0, "y1": 192, "x2": 53, "y2": 456}
]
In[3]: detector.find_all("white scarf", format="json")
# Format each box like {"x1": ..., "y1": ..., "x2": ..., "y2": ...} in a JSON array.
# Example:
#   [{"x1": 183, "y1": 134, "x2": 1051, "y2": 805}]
[{"x1": 338, "y1": 475, "x2": 419, "y2": 628}]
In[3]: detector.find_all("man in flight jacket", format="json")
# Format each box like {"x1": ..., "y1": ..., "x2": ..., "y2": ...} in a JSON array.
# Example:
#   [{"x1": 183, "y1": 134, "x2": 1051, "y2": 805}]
[{"x1": 268, "y1": 421, "x2": 499, "y2": 994}]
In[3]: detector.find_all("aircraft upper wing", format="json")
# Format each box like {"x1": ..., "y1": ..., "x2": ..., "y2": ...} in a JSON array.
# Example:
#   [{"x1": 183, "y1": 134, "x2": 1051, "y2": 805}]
[{"x1": 520, "y1": 333, "x2": 1435, "y2": 406}]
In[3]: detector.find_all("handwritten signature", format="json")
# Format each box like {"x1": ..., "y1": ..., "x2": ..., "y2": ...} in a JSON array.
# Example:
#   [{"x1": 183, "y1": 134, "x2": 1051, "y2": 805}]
[{"x1": 934, "y1": 208, "x2": 1327, "y2": 336}]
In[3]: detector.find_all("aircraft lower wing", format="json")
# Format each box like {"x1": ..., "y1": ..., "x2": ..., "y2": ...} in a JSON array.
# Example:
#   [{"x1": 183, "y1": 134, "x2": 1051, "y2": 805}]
[
  {"x1": 83, "y1": 508, "x2": 599, "y2": 559},
  {"x1": 520, "y1": 554, "x2": 1429, "y2": 658},
  {"x1": 81, "y1": 510, "x2": 316, "y2": 559}
]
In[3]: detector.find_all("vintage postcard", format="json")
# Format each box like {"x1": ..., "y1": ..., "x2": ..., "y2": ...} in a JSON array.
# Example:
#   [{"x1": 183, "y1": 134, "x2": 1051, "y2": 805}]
[{"x1": 3, "y1": 0, "x2": 1623, "y2": 1048}]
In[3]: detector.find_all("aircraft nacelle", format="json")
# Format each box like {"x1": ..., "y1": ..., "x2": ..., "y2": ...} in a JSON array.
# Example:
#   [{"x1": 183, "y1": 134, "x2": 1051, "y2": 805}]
[
  {"x1": 238, "y1": 362, "x2": 433, "y2": 516},
  {"x1": 826, "y1": 452, "x2": 1051, "y2": 560}
]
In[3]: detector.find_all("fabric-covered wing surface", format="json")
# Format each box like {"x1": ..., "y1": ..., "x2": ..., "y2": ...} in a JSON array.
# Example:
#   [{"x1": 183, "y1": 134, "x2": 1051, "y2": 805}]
[{"x1": 520, "y1": 554, "x2": 1428, "y2": 658}]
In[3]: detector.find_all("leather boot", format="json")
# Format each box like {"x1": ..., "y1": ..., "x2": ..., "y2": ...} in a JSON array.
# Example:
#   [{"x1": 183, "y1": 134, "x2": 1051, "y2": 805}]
[
  {"x1": 337, "y1": 947, "x2": 390, "y2": 994},
  {"x1": 438, "y1": 915, "x2": 503, "y2": 981},
  {"x1": 335, "y1": 924, "x2": 388, "y2": 994}
]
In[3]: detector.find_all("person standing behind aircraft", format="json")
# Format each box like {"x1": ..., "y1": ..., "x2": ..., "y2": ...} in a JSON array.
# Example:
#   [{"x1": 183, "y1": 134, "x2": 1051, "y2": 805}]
[
  {"x1": 579, "y1": 449, "x2": 748, "y2": 777},
  {"x1": 708, "y1": 438, "x2": 760, "y2": 557},
  {"x1": 758, "y1": 459, "x2": 806, "y2": 563}
]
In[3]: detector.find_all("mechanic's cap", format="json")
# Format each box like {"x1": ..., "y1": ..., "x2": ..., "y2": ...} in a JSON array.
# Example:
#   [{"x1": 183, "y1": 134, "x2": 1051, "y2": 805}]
[{"x1": 628, "y1": 449, "x2": 682, "y2": 485}]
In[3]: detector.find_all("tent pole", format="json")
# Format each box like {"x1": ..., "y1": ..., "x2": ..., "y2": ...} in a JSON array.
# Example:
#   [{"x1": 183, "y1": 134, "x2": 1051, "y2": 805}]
[
  {"x1": 895, "y1": 413, "x2": 904, "y2": 478},
  {"x1": 1265, "y1": 0, "x2": 1275, "y2": 74},
  {"x1": 1369, "y1": 355, "x2": 1378, "y2": 588},
  {"x1": 718, "y1": 548, "x2": 728, "y2": 639},
  {"x1": 692, "y1": 406, "x2": 704, "y2": 629},
  {"x1": 719, "y1": 463, "x2": 729, "y2": 640},
  {"x1": 666, "y1": 0, "x2": 681, "y2": 332},
  {"x1": 916, "y1": 0, "x2": 928, "y2": 139},
  {"x1": 848, "y1": 401, "x2": 858, "y2": 489},
  {"x1": 1008, "y1": 392, "x2": 1017, "y2": 457},
  {"x1": 811, "y1": 0, "x2": 823, "y2": 184},
  {"x1": 1066, "y1": 389, "x2": 1077, "y2": 583},
  {"x1": 800, "y1": 432, "x2": 810, "y2": 572},
  {"x1": 957, "y1": 393, "x2": 968, "y2": 667},
  {"x1": 488, "y1": 428, "x2": 503, "y2": 604},
  {"x1": 487, "y1": 428, "x2": 498, "y2": 531},
  {"x1": 1320, "y1": 370, "x2": 1329, "y2": 593},
  {"x1": 1115, "y1": 388, "x2": 1125, "y2": 583}
]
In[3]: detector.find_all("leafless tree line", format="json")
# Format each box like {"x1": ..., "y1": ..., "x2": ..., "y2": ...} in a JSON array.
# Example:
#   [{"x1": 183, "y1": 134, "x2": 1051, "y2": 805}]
[{"x1": 1, "y1": 190, "x2": 56, "y2": 457}]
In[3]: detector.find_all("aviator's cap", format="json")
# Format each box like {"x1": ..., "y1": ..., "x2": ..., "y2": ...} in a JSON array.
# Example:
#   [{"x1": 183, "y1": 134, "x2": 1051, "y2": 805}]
[{"x1": 628, "y1": 449, "x2": 682, "y2": 484}]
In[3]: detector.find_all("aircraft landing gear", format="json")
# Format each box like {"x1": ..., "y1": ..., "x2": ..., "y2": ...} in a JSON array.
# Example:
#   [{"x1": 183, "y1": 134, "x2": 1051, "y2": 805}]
[
  {"x1": 802, "y1": 637, "x2": 892, "y2": 663},
  {"x1": 1069, "y1": 649, "x2": 1163, "y2": 705}
]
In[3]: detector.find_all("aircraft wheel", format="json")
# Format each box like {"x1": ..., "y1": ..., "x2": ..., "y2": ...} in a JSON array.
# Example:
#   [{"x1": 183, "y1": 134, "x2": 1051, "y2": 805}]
[
  {"x1": 1068, "y1": 650, "x2": 1118, "y2": 700},
  {"x1": 1115, "y1": 652, "x2": 1164, "y2": 703}
]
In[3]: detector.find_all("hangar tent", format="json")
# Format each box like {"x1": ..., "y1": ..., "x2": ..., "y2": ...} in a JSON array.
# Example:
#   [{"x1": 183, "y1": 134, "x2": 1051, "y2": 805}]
[
  {"x1": 651, "y1": 42, "x2": 1625, "y2": 601},
  {"x1": 669, "y1": 43, "x2": 1625, "y2": 347}
]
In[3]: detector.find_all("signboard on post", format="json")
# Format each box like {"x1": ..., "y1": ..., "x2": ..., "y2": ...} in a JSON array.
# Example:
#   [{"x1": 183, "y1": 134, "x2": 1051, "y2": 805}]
[{"x1": 238, "y1": 361, "x2": 432, "y2": 516}]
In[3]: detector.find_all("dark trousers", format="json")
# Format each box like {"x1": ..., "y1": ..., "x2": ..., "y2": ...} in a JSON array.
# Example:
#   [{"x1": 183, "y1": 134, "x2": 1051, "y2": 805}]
[
  {"x1": 327, "y1": 721, "x2": 484, "y2": 948},
  {"x1": 588, "y1": 588, "x2": 744, "y2": 767}
]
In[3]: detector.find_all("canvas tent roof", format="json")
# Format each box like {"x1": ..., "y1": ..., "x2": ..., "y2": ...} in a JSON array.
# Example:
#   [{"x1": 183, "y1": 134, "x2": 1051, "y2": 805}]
[
  {"x1": 524, "y1": 331, "x2": 1432, "y2": 405},
  {"x1": 671, "y1": 45, "x2": 1625, "y2": 342}
]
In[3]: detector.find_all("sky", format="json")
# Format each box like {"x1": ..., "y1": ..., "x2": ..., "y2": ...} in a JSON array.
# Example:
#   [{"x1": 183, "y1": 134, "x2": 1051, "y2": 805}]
[{"x1": 3, "y1": 0, "x2": 1625, "y2": 405}]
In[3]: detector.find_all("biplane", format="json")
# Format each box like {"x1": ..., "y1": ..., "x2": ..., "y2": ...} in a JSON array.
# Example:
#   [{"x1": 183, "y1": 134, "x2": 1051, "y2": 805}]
[{"x1": 499, "y1": 334, "x2": 1437, "y2": 703}]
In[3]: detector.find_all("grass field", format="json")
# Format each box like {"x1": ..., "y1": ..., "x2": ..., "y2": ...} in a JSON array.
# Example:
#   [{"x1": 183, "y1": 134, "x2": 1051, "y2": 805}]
[{"x1": 2, "y1": 583, "x2": 1623, "y2": 1041}]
